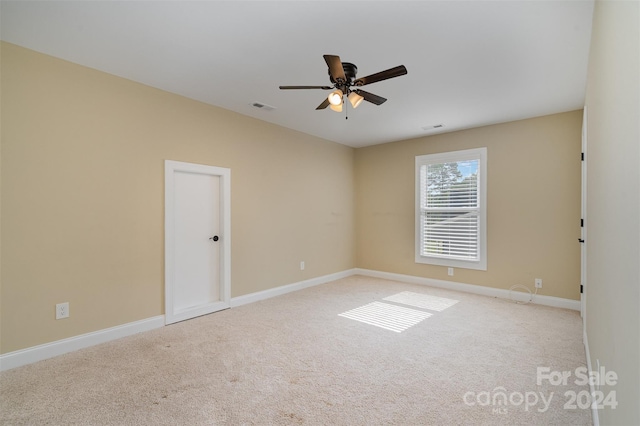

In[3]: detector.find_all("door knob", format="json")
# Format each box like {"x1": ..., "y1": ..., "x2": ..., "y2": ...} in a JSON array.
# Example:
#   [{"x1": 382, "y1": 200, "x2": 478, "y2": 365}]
[{"x1": 209, "y1": 236, "x2": 219, "y2": 242}]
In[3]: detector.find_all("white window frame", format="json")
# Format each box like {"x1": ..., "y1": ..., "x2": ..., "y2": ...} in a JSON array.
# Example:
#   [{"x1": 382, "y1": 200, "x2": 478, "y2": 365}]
[{"x1": 415, "y1": 147, "x2": 487, "y2": 270}]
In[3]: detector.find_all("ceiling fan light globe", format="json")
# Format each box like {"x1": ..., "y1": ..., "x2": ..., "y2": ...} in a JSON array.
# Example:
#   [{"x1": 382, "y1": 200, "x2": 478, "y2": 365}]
[
  {"x1": 329, "y1": 103, "x2": 343, "y2": 112},
  {"x1": 348, "y1": 92, "x2": 364, "y2": 108},
  {"x1": 327, "y1": 89, "x2": 343, "y2": 106}
]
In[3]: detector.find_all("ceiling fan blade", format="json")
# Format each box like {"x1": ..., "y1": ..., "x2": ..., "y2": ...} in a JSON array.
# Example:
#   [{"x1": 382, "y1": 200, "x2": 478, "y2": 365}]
[
  {"x1": 356, "y1": 89, "x2": 387, "y2": 105},
  {"x1": 279, "y1": 85, "x2": 333, "y2": 90},
  {"x1": 316, "y1": 98, "x2": 330, "y2": 110},
  {"x1": 355, "y1": 65, "x2": 407, "y2": 86},
  {"x1": 324, "y1": 55, "x2": 346, "y2": 82}
]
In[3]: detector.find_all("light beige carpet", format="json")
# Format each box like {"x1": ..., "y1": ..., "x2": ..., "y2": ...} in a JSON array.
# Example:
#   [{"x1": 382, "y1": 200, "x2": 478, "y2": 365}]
[{"x1": 0, "y1": 275, "x2": 591, "y2": 425}]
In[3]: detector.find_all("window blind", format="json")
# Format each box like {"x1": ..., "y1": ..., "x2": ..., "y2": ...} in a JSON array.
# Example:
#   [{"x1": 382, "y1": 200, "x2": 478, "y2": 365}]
[{"x1": 420, "y1": 161, "x2": 480, "y2": 260}]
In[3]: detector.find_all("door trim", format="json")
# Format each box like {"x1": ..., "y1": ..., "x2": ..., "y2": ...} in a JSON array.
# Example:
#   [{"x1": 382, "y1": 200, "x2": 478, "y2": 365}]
[
  {"x1": 164, "y1": 160, "x2": 231, "y2": 325},
  {"x1": 580, "y1": 107, "x2": 587, "y2": 326}
]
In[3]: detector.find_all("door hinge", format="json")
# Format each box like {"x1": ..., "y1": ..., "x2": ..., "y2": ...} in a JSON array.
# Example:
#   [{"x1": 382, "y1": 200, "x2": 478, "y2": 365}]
[
  {"x1": 581, "y1": 152, "x2": 584, "y2": 161},
  {"x1": 580, "y1": 284, "x2": 583, "y2": 294},
  {"x1": 581, "y1": 218, "x2": 584, "y2": 227},
  {"x1": 578, "y1": 238, "x2": 585, "y2": 243}
]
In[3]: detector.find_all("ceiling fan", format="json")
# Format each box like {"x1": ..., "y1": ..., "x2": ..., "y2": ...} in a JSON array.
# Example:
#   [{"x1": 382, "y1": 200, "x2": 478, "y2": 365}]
[{"x1": 279, "y1": 55, "x2": 407, "y2": 112}]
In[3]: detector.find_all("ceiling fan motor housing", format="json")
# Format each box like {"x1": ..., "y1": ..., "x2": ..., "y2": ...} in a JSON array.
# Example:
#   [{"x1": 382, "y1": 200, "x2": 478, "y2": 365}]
[{"x1": 329, "y1": 62, "x2": 359, "y2": 90}]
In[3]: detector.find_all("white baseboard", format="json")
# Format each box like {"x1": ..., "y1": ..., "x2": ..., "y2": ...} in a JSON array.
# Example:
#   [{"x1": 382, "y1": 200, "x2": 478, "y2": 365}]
[
  {"x1": 0, "y1": 315, "x2": 165, "y2": 372},
  {"x1": 354, "y1": 268, "x2": 581, "y2": 311},
  {"x1": 0, "y1": 270, "x2": 355, "y2": 372},
  {"x1": 1, "y1": 267, "x2": 579, "y2": 372},
  {"x1": 583, "y1": 330, "x2": 599, "y2": 426},
  {"x1": 231, "y1": 268, "x2": 356, "y2": 307}
]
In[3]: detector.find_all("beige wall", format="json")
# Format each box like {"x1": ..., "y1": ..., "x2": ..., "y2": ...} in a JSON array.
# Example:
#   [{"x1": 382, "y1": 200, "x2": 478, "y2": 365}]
[
  {"x1": 585, "y1": 0, "x2": 640, "y2": 424},
  {"x1": 0, "y1": 41, "x2": 587, "y2": 359},
  {"x1": 355, "y1": 111, "x2": 583, "y2": 300},
  {"x1": 0, "y1": 43, "x2": 355, "y2": 353}
]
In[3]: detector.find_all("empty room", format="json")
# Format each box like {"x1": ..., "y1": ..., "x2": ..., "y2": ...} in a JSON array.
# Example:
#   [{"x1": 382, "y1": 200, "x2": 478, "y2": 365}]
[{"x1": 0, "y1": 1, "x2": 638, "y2": 425}]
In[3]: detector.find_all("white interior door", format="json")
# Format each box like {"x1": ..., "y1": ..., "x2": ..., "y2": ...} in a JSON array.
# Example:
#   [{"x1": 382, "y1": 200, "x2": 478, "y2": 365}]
[{"x1": 165, "y1": 160, "x2": 231, "y2": 324}]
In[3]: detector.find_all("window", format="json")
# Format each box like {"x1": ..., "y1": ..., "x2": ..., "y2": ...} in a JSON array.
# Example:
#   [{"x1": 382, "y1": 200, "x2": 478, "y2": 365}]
[{"x1": 415, "y1": 148, "x2": 487, "y2": 270}]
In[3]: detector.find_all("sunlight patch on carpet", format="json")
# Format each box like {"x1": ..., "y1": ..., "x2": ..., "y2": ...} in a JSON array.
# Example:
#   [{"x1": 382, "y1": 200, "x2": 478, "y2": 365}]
[
  {"x1": 383, "y1": 291, "x2": 459, "y2": 312},
  {"x1": 338, "y1": 301, "x2": 432, "y2": 333}
]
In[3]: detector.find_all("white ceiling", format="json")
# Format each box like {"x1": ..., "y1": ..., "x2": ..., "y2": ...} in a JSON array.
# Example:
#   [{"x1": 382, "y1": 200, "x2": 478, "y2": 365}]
[{"x1": 1, "y1": 1, "x2": 594, "y2": 148}]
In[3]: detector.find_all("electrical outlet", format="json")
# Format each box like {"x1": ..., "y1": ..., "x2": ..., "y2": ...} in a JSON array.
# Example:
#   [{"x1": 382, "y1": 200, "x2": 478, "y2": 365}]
[
  {"x1": 56, "y1": 302, "x2": 69, "y2": 319},
  {"x1": 300, "y1": 261, "x2": 305, "y2": 271},
  {"x1": 535, "y1": 278, "x2": 543, "y2": 289},
  {"x1": 448, "y1": 267, "x2": 454, "y2": 276}
]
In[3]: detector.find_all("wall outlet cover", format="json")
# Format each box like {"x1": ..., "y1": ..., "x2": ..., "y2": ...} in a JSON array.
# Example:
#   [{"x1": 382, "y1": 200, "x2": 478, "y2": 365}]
[{"x1": 56, "y1": 302, "x2": 69, "y2": 319}]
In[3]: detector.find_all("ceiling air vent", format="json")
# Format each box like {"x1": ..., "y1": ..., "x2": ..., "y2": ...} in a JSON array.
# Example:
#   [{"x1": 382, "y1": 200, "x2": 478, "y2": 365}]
[
  {"x1": 251, "y1": 102, "x2": 276, "y2": 111},
  {"x1": 421, "y1": 124, "x2": 445, "y2": 131}
]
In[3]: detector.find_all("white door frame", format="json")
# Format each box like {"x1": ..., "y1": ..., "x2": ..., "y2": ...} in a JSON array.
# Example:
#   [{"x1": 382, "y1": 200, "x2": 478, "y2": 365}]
[
  {"x1": 580, "y1": 108, "x2": 587, "y2": 328},
  {"x1": 164, "y1": 160, "x2": 231, "y2": 324}
]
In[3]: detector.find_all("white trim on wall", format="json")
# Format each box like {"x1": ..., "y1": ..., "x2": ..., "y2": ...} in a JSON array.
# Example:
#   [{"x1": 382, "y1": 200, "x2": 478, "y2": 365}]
[
  {"x1": 355, "y1": 268, "x2": 581, "y2": 311},
  {"x1": 583, "y1": 329, "x2": 600, "y2": 426},
  {"x1": 0, "y1": 316, "x2": 165, "y2": 372},
  {"x1": 580, "y1": 106, "x2": 588, "y2": 327},
  {"x1": 0, "y1": 269, "x2": 355, "y2": 371},
  {"x1": 1, "y1": 267, "x2": 581, "y2": 371},
  {"x1": 230, "y1": 269, "x2": 355, "y2": 307}
]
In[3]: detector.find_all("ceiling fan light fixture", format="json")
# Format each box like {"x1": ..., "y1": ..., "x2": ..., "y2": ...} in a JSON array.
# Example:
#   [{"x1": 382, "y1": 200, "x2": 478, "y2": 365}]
[
  {"x1": 327, "y1": 89, "x2": 343, "y2": 106},
  {"x1": 329, "y1": 102, "x2": 343, "y2": 112},
  {"x1": 348, "y1": 91, "x2": 364, "y2": 109}
]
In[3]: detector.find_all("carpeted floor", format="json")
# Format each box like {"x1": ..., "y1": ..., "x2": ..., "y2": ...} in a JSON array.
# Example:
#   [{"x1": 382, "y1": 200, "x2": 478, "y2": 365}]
[{"x1": 0, "y1": 275, "x2": 592, "y2": 425}]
